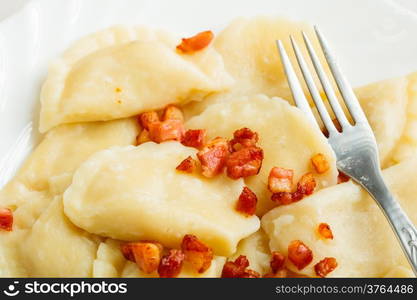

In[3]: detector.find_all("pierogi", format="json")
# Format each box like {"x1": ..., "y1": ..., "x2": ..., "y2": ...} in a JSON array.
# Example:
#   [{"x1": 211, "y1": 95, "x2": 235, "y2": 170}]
[
  {"x1": 0, "y1": 16, "x2": 416, "y2": 278},
  {"x1": 261, "y1": 158, "x2": 417, "y2": 277},
  {"x1": 63, "y1": 142, "x2": 259, "y2": 256},
  {"x1": 186, "y1": 95, "x2": 338, "y2": 215},
  {"x1": 40, "y1": 27, "x2": 233, "y2": 132}
]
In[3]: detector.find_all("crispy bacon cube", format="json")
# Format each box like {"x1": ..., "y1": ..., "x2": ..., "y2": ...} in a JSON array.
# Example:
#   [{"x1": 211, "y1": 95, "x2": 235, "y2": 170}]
[
  {"x1": 181, "y1": 129, "x2": 206, "y2": 149},
  {"x1": 158, "y1": 249, "x2": 185, "y2": 278},
  {"x1": 181, "y1": 234, "x2": 213, "y2": 273},
  {"x1": 236, "y1": 187, "x2": 257, "y2": 216},
  {"x1": 268, "y1": 167, "x2": 294, "y2": 193},
  {"x1": 271, "y1": 192, "x2": 295, "y2": 205},
  {"x1": 271, "y1": 173, "x2": 316, "y2": 206},
  {"x1": 296, "y1": 173, "x2": 316, "y2": 196},
  {"x1": 176, "y1": 30, "x2": 214, "y2": 54},
  {"x1": 176, "y1": 156, "x2": 197, "y2": 173},
  {"x1": 318, "y1": 223, "x2": 334, "y2": 240},
  {"x1": 148, "y1": 119, "x2": 185, "y2": 143},
  {"x1": 197, "y1": 137, "x2": 229, "y2": 178},
  {"x1": 240, "y1": 269, "x2": 261, "y2": 278},
  {"x1": 120, "y1": 242, "x2": 163, "y2": 274},
  {"x1": 270, "y1": 251, "x2": 286, "y2": 273},
  {"x1": 337, "y1": 171, "x2": 350, "y2": 184},
  {"x1": 136, "y1": 130, "x2": 151, "y2": 145},
  {"x1": 311, "y1": 153, "x2": 330, "y2": 174},
  {"x1": 0, "y1": 208, "x2": 13, "y2": 231},
  {"x1": 229, "y1": 128, "x2": 259, "y2": 152},
  {"x1": 288, "y1": 240, "x2": 313, "y2": 270},
  {"x1": 226, "y1": 146, "x2": 263, "y2": 179},
  {"x1": 162, "y1": 105, "x2": 184, "y2": 122},
  {"x1": 139, "y1": 111, "x2": 159, "y2": 130},
  {"x1": 221, "y1": 255, "x2": 252, "y2": 278},
  {"x1": 314, "y1": 257, "x2": 338, "y2": 277}
]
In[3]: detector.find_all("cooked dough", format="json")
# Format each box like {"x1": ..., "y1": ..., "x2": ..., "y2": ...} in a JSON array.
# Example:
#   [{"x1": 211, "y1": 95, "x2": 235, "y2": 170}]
[
  {"x1": 229, "y1": 229, "x2": 271, "y2": 275},
  {"x1": 121, "y1": 256, "x2": 226, "y2": 278},
  {"x1": 16, "y1": 118, "x2": 139, "y2": 192},
  {"x1": 39, "y1": 26, "x2": 232, "y2": 132},
  {"x1": 389, "y1": 72, "x2": 417, "y2": 165},
  {"x1": 261, "y1": 158, "x2": 417, "y2": 277},
  {"x1": 354, "y1": 76, "x2": 409, "y2": 167},
  {"x1": 214, "y1": 17, "x2": 328, "y2": 101},
  {"x1": 93, "y1": 239, "x2": 126, "y2": 278},
  {"x1": 20, "y1": 197, "x2": 99, "y2": 277},
  {"x1": 186, "y1": 95, "x2": 338, "y2": 215},
  {"x1": 0, "y1": 230, "x2": 28, "y2": 277},
  {"x1": 64, "y1": 142, "x2": 259, "y2": 256}
]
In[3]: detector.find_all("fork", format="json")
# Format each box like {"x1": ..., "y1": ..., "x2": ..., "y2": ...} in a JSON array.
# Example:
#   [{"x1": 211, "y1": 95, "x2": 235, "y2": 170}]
[{"x1": 276, "y1": 27, "x2": 417, "y2": 276}]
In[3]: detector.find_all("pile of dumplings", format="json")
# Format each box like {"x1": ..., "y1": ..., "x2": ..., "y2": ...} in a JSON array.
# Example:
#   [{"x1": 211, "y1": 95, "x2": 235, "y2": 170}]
[{"x1": 0, "y1": 16, "x2": 416, "y2": 278}]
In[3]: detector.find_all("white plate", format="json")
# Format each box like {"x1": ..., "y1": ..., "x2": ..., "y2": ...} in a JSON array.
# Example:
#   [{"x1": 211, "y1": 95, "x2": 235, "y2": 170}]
[{"x1": 0, "y1": 0, "x2": 416, "y2": 187}]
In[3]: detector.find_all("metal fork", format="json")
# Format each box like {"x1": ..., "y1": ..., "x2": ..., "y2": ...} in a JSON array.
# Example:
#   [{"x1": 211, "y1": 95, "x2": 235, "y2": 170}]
[{"x1": 277, "y1": 27, "x2": 417, "y2": 276}]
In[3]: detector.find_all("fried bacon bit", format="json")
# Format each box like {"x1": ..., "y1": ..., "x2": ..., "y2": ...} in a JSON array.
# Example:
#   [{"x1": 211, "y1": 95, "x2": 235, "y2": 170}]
[
  {"x1": 240, "y1": 269, "x2": 261, "y2": 278},
  {"x1": 271, "y1": 192, "x2": 295, "y2": 205},
  {"x1": 270, "y1": 251, "x2": 286, "y2": 274},
  {"x1": 120, "y1": 242, "x2": 163, "y2": 274},
  {"x1": 337, "y1": 171, "x2": 350, "y2": 184},
  {"x1": 162, "y1": 105, "x2": 184, "y2": 122},
  {"x1": 181, "y1": 234, "x2": 213, "y2": 273},
  {"x1": 158, "y1": 249, "x2": 185, "y2": 278},
  {"x1": 311, "y1": 153, "x2": 330, "y2": 174},
  {"x1": 139, "y1": 111, "x2": 159, "y2": 130},
  {"x1": 181, "y1": 129, "x2": 206, "y2": 149},
  {"x1": 136, "y1": 129, "x2": 151, "y2": 145},
  {"x1": 271, "y1": 173, "x2": 316, "y2": 205},
  {"x1": 288, "y1": 240, "x2": 313, "y2": 270},
  {"x1": 197, "y1": 137, "x2": 229, "y2": 178},
  {"x1": 0, "y1": 208, "x2": 13, "y2": 231},
  {"x1": 176, "y1": 156, "x2": 197, "y2": 173},
  {"x1": 176, "y1": 30, "x2": 214, "y2": 54},
  {"x1": 226, "y1": 146, "x2": 263, "y2": 179},
  {"x1": 297, "y1": 173, "x2": 316, "y2": 195},
  {"x1": 229, "y1": 128, "x2": 259, "y2": 152},
  {"x1": 236, "y1": 187, "x2": 257, "y2": 216},
  {"x1": 148, "y1": 119, "x2": 185, "y2": 143},
  {"x1": 314, "y1": 257, "x2": 338, "y2": 277},
  {"x1": 221, "y1": 255, "x2": 260, "y2": 278},
  {"x1": 268, "y1": 167, "x2": 294, "y2": 193},
  {"x1": 318, "y1": 223, "x2": 334, "y2": 240}
]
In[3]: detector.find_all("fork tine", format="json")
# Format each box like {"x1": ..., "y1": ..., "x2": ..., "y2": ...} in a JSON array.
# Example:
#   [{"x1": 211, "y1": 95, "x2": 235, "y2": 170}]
[
  {"x1": 314, "y1": 26, "x2": 368, "y2": 124},
  {"x1": 275, "y1": 40, "x2": 318, "y2": 127},
  {"x1": 302, "y1": 31, "x2": 351, "y2": 129},
  {"x1": 289, "y1": 36, "x2": 337, "y2": 135}
]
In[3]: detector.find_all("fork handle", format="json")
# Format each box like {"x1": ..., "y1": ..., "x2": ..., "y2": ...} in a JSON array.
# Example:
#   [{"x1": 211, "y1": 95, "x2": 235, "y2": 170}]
[{"x1": 359, "y1": 171, "x2": 417, "y2": 276}]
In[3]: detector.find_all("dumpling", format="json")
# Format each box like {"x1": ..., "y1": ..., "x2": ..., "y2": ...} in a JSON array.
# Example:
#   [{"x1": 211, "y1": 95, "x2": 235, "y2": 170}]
[
  {"x1": 214, "y1": 17, "x2": 327, "y2": 101},
  {"x1": 354, "y1": 76, "x2": 409, "y2": 167},
  {"x1": 389, "y1": 72, "x2": 417, "y2": 165},
  {"x1": 121, "y1": 256, "x2": 226, "y2": 278},
  {"x1": 186, "y1": 95, "x2": 338, "y2": 215},
  {"x1": 229, "y1": 229, "x2": 271, "y2": 275},
  {"x1": 0, "y1": 230, "x2": 28, "y2": 277},
  {"x1": 16, "y1": 118, "x2": 139, "y2": 192},
  {"x1": 63, "y1": 142, "x2": 259, "y2": 256},
  {"x1": 39, "y1": 26, "x2": 233, "y2": 132},
  {"x1": 19, "y1": 197, "x2": 99, "y2": 277},
  {"x1": 261, "y1": 157, "x2": 417, "y2": 277},
  {"x1": 93, "y1": 239, "x2": 126, "y2": 278}
]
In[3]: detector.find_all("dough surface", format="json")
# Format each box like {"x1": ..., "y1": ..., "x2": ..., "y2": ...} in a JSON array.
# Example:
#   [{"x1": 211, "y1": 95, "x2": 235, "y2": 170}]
[
  {"x1": 186, "y1": 95, "x2": 338, "y2": 215},
  {"x1": 261, "y1": 158, "x2": 417, "y2": 277},
  {"x1": 64, "y1": 142, "x2": 259, "y2": 256}
]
